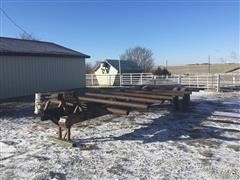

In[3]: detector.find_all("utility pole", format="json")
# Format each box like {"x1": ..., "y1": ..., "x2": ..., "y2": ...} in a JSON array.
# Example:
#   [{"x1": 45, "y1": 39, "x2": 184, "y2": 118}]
[{"x1": 165, "y1": 59, "x2": 168, "y2": 69}]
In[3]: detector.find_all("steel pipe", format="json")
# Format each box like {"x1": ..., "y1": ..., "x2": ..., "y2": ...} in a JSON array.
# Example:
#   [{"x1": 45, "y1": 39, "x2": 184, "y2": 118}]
[
  {"x1": 85, "y1": 92, "x2": 162, "y2": 104},
  {"x1": 101, "y1": 91, "x2": 173, "y2": 100},
  {"x1": 124, "y1": 89, "x2": 190, "y2": 96},
  {"x1": 77, "y1": 96, "x2": 148, "y2": 109}
]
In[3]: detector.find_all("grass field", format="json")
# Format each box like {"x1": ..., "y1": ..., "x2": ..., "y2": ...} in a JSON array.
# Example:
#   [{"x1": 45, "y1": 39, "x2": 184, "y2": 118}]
[{"x1": 167, "y1": 63, "x2": 239, "y2": 74}]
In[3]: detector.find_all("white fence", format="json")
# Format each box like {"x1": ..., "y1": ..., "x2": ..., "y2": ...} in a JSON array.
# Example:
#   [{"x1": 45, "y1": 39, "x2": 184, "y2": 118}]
[
  {"x1": 162, "y1": 74, "x2": 240, "y2": 91},
  {"x1": 86, "y1": 73, "x2": 153, "y2": 87},
  {"x1": 86, "y1": 73, "x2": 240, "y2": 91}
]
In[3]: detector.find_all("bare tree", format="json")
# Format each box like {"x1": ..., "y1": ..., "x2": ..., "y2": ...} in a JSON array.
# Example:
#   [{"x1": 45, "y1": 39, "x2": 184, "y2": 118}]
[
  {"x1": 120, "y1": 46, "x2": 154, "y2": 72},
  {"x1": 86, "y1": 62, "x2": 94, "y2": 74},
  {"x1": 19, "y1": 32, "x2": 38, "y2": 40}
]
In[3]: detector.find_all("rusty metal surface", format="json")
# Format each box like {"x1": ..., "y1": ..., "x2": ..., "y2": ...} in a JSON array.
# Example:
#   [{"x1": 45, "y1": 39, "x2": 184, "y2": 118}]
[
  {"x1": 78, "y1": 96, "x2": 148, "y2": 109},
  {"x1": 124, "y1": 89, "x2": 190, "y2": 96},
  {"x1": 101, "y1": 91, "x2": 173, "y2": 100},
  {"x1": 34, "y1": 86, "x2": 193, "y2": 142},
  {"x1": 85, "y1": 92, "x2": 162, "y2": 104}
]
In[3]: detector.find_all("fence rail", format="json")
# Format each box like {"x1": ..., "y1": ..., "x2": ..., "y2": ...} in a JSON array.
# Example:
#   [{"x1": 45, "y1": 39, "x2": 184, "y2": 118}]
[
  {"x1": 86, "y1": 73, "x2": 240, "y2": 91},
  {"x1": 86, "y1": 73, "x2": 153, "y2": 87}
]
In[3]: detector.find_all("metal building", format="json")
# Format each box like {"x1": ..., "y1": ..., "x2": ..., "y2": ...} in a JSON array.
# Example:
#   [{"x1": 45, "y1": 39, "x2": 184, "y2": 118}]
[{"x1": 0, "y1": 37, "x2": 90, "y2": 99}]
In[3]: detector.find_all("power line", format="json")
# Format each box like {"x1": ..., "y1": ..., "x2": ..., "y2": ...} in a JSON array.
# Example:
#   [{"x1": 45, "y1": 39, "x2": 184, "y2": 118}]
[{"x1": 0, "y1": 7, "x2": 31, "y2": 36}]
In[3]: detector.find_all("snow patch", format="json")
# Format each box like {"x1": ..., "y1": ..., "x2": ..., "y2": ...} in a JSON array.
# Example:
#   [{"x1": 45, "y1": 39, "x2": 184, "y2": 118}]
[
  {"x1": 212, "y1": 111, "x2": 240, "y2": 118},
  {"x1": 0, "y1": 142, "x2": 17, "y2": 160},
  {"x1": 0, "y1": 91, "x2": 240, "y2": 179}
]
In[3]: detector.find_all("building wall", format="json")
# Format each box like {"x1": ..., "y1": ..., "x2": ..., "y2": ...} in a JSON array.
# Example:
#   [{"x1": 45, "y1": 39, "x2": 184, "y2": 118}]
[
  {"x1": 94, "y1": 63, "x2": 118, "y2": 86},
  {"x1": 0, "y1": 55, "x2": 85, "y2": 99}
]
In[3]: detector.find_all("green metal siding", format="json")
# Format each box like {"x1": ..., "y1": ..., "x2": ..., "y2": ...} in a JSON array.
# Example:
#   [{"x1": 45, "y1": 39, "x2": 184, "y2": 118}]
[{"x1": 0, "y1": 56, "x2": 85, "y2": 99}]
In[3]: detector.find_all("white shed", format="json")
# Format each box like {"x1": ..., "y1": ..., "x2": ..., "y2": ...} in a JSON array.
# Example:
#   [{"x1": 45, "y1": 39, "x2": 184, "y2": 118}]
[
  {"x1": 94, "y1": 59, "x2": 142, "y2": 86},
  {"x1": 0, "y1": 37, "x2": 90, "y2": 99}
]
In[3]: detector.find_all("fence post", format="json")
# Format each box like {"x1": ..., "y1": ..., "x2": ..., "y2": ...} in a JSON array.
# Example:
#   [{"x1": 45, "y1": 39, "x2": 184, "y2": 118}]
[
  {"x1": 153, "y1": 75, "x2": 156, "y2": 85},
  {"x1": 109, "y1": 75, "x2": 111, "y2": 86},
  {"x1": 165, "y1": 75, "x2": 168, "y2": 85},
  {"x1": 233, "y1": 75, "x2": 236, "y2": 87},
  {"x1": 211, "y1": 74, "x2": 214, "y2": 89},
  {"x1": 197, "y1": 74, "x2": 199, "y2": 87},
  {"x1": 91, "y1": 74, "x2": 94, "y2": 86},
  {"x1": 140, "y1": 73, "x2": 143, "y2": 85},
  {"x1": 207, "y1": 75, "x2": 209, "y2": 89},
  {"x1": 188, "y1": 75, "x2": 190, "y2": 87},
  {"x1": 119, "y1": 74, "x2": 122, "y2": 86},
  {"x1": 217, "y1": 74, "x2": 220, "y2": 92},
  {"x1": 178, "y1": 75, "x2": 181, "y2": 85},
  {"x1": 130, "y1": 73, "x2": 132, "y2": 85}
]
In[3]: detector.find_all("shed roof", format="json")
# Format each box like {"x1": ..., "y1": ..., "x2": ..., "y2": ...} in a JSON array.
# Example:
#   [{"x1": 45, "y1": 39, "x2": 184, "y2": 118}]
[
  {"x1": 0, "y1": 37, "x2": 90, "y2": 58},
  {"x1": 105, "y1": 59, "x2": 143, "y2": 73},
  {"x1": 225, "y1": 66, "x2": 240, "y2": 73}
]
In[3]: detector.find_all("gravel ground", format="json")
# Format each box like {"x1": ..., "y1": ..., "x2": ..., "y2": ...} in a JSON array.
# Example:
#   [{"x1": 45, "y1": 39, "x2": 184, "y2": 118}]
[{"x1": 0, "y1": 91, "x2": 240, "y2": 180}]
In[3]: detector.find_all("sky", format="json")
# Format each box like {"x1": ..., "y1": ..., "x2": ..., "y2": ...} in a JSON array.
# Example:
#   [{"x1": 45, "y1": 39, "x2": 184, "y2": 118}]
[{"x1": 0, "y1": 0, "x2": 239, "y2": 65}]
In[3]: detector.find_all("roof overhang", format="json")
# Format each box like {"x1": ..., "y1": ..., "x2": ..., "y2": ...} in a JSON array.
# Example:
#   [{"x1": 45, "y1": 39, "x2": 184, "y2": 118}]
[{"x1": 0, "y1": 51, "x2": 90, "y2": 58}]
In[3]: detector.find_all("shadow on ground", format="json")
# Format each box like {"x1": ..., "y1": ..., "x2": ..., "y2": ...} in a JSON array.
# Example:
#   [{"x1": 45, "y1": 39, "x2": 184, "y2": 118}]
[
  {"x1": 75, "y1": 99, "x2": 240, "y2": 145},
  {"x1": 0, "y1": 95, "x2": 35, "y2": 119},
  {"x1": 0, "y1": 102, "x2": 34, "y2": 119},
  {"x1": 1, "y1": 97, "x2": 239, "y2": 145}
]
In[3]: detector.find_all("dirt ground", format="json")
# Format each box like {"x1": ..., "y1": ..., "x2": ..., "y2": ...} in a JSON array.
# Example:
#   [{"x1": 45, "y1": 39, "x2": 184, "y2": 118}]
[{"x1": 0, "y1": 91, "x2": 240, "y2": 180}]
